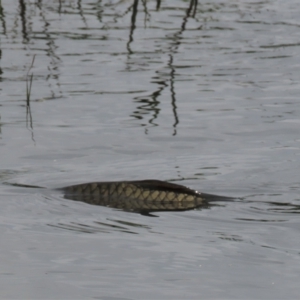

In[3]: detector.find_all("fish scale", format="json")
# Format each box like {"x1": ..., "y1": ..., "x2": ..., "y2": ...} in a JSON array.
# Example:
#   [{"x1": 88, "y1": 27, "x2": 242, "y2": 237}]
[{"x1": 61, "y1": 179, "x2": 232, "y2": 212}]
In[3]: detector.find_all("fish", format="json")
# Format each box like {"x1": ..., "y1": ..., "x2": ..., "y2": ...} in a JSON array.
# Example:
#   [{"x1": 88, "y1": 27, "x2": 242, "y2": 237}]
[{"x1": 61, "y1": 179, "x2": 232, "y2": 213}]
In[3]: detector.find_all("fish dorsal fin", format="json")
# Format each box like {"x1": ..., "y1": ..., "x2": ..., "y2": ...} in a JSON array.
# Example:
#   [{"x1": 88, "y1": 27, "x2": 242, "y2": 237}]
[{"x1": 129, "y1": 180, "x2": 200, "y2": 196}]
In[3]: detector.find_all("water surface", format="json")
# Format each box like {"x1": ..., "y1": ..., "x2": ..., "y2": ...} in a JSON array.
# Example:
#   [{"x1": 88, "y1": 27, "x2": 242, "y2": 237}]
[{"x1": 1, "y1": 0, "x2": 300, "y2": 299}]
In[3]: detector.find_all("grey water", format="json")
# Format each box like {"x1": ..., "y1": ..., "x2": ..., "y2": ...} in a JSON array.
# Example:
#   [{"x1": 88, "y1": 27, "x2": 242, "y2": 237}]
[{"x1": 1, "y1": 0, "x2": 300, "y2": 299}]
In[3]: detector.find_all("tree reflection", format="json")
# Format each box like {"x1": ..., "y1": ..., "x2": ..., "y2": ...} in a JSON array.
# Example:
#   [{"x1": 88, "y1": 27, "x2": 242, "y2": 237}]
[
  {"x1": 1, "y1": 0, "x2": 200, "y2": 138},
  {"x1": 129, "y1": 0, "x2": 198, "y2": 135},
  {"x1": 127, "y1": 0, "x2": 139, "y2": 54},
  {"x1": 0, "y1": 0, "x2": 6, "y2": 35},
  {"x1": 19, "y1": 0, "x2": 28, "y2": 42}
]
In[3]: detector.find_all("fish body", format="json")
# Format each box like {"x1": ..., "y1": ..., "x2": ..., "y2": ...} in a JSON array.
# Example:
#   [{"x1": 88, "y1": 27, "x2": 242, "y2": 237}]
[{"x1": 62, "y1": 180, "x2": 230, "y2": 212}]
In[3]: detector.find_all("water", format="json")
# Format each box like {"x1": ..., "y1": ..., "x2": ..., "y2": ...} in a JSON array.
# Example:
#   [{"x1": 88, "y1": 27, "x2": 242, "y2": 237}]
[{"x1": 1, "y1": 0, "x2": 300, "y2": 298}]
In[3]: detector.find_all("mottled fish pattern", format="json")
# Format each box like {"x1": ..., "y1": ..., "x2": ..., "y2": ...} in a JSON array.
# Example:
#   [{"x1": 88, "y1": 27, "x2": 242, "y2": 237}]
[{"x1": 62, "y1": 180, "x2": 230, "y2": 212}]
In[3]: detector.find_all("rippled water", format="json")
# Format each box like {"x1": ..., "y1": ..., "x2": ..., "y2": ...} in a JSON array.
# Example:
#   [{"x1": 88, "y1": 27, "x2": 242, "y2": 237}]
[{"x1": 1, "y1": 0, "x2": 300, "y2": 299}]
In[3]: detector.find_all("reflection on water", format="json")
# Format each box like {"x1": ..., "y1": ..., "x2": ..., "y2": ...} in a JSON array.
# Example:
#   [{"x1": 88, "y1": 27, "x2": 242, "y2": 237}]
[
  {"x1": 35, "y1": 1, "x2": 62, "y2": 101},
  {"x1": 25, "y1": 55, "x2": 35, "y2": 143},
  {"x1": 47, "y1": 209, "x2": 153, "y2": 235},
  {"x1": 256, "y1": 200, "x2": 300, "y2": 214},
  {"x1": 131, "y1": 52, "x2": 179, "y2": 135},
  {"x1": 127, "y1": 0, "x2": 139, "y2": 54},
  {"x1": 15, "y1": 0, "x2": 62, "y2": 101},
  {"x1": 0, "y1": 0, "x2": 203, "y2": 135},
  {"x1": 129, "y1": 0, "x2": 199, "y2": 134},
  {"x1": 0, "y1": 1, "x2": 6, "y2": 35},
  {"x1": 19, "y1": 0, "x2": 28, "y2": 43},
  {"x1": 48, "y1": 220, "x2": 143, "y2": 235}
]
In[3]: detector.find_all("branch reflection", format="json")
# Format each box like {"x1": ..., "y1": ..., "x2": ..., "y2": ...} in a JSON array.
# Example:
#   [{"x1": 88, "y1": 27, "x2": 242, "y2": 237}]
[
  {"x1": 35, "y1": 1, "x2": 62, "y2": 100},
  {"x1": 128, "y1": 0, "x2": 198, "y2": 135},
  {"x1": 0, "y1": 49, "x2": 2, "y2": 82},
  {"x1": 127, "y1": 0, "x2": 139, "y2": 54},
  {"x1": 9, "y1": 1, "x2": 63, "y2": 141},
  {"x1": 19, "y1": 0, "x2": 28, "y2": 43},
  {"x1": 0, "y1": 0, "x2": 6, "y2": 35},
  {"x1": 2, "y1": 0, "x2": 200, "y2": 140},
  {"x1": 26, "y1": 101, "x2": 35, "y2": 144}
]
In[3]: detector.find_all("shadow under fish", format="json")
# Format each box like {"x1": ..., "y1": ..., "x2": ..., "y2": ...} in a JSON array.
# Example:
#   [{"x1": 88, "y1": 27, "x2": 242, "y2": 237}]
[{"x1": 61, "y1": 180, "x2": 233, "y2": 213}]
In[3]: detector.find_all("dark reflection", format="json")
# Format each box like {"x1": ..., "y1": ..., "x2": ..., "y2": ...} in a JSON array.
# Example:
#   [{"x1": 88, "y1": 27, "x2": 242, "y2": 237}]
[
  {"x1": 0, "y1": 1, "x2": 6, "y2": 35},
  {"x1": 107, "y1": 218, "x2": 151, "y2": 229},
  {"x1": 185, "y1": 0, "x2": 198, "y2": 21},
  {"x1": 61, "y1": 179, "x2": 232, "y2": 214},
  {"x1": 127, "y1": 0, "x2": 139, "y2": 54},
  {"x1": 10, "y1": 0, "x2": 63, "y2": 100},
  {"x1": 95, "y1": 0, "x2": 103, "y2": 23},
  {"x1": 35, "y1": 1, "x2": 62, "y2": 100},
  {"x1": 25, "y1": 55, "x2": 35, "y2": 143},
  {"x1": 26, "y1": 103, "x2": 35, "y2": 143},
  {"x1": 156, "y1": 0, "x2": 161, "y2": 11},
  {"x1": 234, "y1": 198, "x2": 300, "y2": 221},
  {"x1": 0, "y1": 49, "x2": 2, "y2": 81},
  {"x1": 262, "y1": 201, "x2": 300, "y2": 214},
  {"x1": 131, "y1": 81, "x2": 165, "y2": 129},
  {"x1": 217, "y1": 233, "x2": 243, "y2": 242},
  {"x1": 48, "y1": 219, "x2": 148, "y2": 234},
  {"x1": 4, "y1": 0, "x2": 63, "y2": 138},
  {"x1": 3, "y1": 182, "x2": 43, "y2": 189},
  {"x1": 77, "y1": 0, "x2": 88, "y2": 27},
  {"x1": 48, "y1": 222, "x2": 115, "y2": 234},
  {"x1": 19, "y1": 0, "x2": 28, "y2": 43},
  {"x1": 169, "y1": 54, "x2": 179, "y2": 135},
  {"x1": 141, "y1": 0, "x2": 150, "y2": 27},
  {"x1": 3, "y1": 0, "x2": 201, "y2": 137},
  {"x1": 128, "y1": 0, "x2": 198, "y2": 135},
  {"x1": 58, "y1": 0, "x2": 62, "y2": 15}
]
